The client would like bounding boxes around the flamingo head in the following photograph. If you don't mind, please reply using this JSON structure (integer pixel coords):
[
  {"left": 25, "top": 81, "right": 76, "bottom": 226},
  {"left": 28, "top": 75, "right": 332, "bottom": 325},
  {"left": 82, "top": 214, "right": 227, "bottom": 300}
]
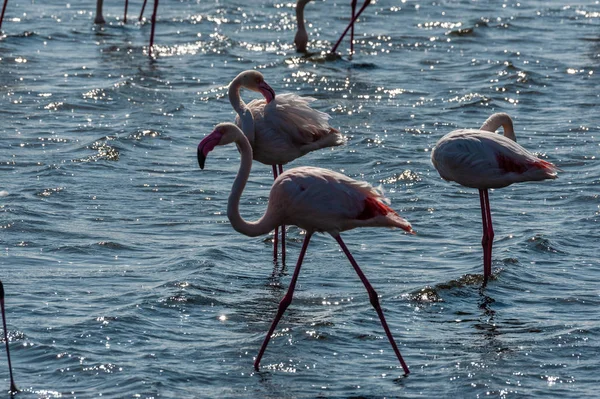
[
  {"left": 197, "top": 123, "right": 242, "bottom": 169},
  {"left": 236, "top": 70, "right": 276, "bottom": 103}
]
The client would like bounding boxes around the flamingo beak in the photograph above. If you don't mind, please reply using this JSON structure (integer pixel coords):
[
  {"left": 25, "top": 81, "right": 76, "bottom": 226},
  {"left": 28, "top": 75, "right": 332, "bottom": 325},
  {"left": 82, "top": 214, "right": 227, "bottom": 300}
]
[
  {"left": 258, "top": 81, "right": 276, "bottom": 103},
  {"left": 197, "top": 130, "right": 223, "bottom": 170}
]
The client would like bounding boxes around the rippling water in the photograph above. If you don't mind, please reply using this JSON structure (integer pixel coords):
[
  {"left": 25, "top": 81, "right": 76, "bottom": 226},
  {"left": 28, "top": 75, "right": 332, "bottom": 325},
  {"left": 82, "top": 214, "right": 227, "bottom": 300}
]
[{"left": 1, "top": 0, "right": 599, "bottom": 397}]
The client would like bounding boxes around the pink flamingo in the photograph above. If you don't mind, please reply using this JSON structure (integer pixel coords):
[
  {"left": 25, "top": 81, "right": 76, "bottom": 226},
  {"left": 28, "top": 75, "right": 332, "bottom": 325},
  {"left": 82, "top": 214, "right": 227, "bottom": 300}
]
[
  {"left": 294, "top": 0, "right": 372, "bottom": 54},
  {"left": 431, "top": 113, "right": 560, "bottom": 283},
  {"left": 228, "top": 70, "right": 345, "bottom": 263},
  {"left": 0, "top": 281, "right": 18, "bottom": 394},
  {"left": 197, "top": 123, "right": 413, "bottom": 374}
]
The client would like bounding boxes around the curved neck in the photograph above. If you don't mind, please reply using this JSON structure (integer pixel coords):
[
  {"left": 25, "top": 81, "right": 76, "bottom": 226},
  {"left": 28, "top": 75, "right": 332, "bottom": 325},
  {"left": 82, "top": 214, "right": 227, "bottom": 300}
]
[
  {"left": 227, "top": 131, "right": 278, "bottom": 237},
  {"left": 480, "top": 113, "right": 516, "bottom": 142},
  {"left": 228, "top": 77, "right": 246, "bottom": 116}
]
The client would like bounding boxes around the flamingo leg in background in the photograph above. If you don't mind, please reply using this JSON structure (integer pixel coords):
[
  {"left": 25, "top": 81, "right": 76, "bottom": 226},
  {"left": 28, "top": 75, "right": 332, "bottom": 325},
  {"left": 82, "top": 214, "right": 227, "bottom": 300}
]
[
  {"left": 139, "top": 0, "right": 148, "bottom": 21},
  {"left": 331, "top": 0, "right": 371, "bottom": 54},
  {"left": 254, "top": 232, "right": 312, "bottom": 370},
  {"left": 1, "top": 0, "right": 9, "bottom": 30},
  {"left": 479, "top": 189, "right": 494, "bottom": 283},
  {"left": 278, "top": 164, "right": 286, "bottom": 264},
  {"left": 124, "top": 0, "right": 128, "bottom": 23},
  {"left": 148, "top": 0, "right": 159, "bottom": 56},
  {"left": 334, "top": 236, "right": 410, "bottom": 375},
  {"left": 0, "top": 281, "right": 19, "bottom": 394},
  {"left": 350, "top": 0, "right": 357, "bottom": 54}
]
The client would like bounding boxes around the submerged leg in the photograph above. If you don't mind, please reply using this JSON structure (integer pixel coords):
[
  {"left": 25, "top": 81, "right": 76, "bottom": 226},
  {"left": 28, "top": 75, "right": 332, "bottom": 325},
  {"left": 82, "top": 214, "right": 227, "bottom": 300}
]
[
  {"left": 278, "top": 164, "right": 286, "bottom": 264},
  {"left": 0, "top": 281, "right": 18, "bottom": 393},
  {"left": 254, "top": 233, "right": 313, "bottom": 370},
  {"left": 331, "top": 0, "right": 371, "bottom": 54},
  {"left": 334, "top": 235, "right": 410, "bottom": 375},
  {"left": 479, "top": 189, "right": 494, "bottom": 283}
]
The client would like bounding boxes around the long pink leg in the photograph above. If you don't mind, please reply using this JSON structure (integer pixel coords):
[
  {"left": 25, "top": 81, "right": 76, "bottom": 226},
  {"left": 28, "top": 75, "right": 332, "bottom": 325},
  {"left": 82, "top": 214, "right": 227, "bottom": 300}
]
[
  {"left": 0, "top": 0, "right": 8, "bottom": 30},
  {"left": 479, "top": 189, "right": 494, "bottom": 282},
  {"left": 0, "top": 281, "right": 18, "bottom": 393},
  {"left": 139, "top": 0, "right": 148, "bottom": 21},
  {"left": 272, "top": 165, "right": 280, "bottom": 262},
  {"left": 334, "top": 235, "right": 410, "bottom": 374},
  {"left": 278, "top": 164, "right": 286, "bottom": 264},
  {"left": 148, "top": 0, "right": 159, "bottom": 56},
  {"left": 254, "top": 233, "right": 312, "bottom": 370},
  {"left": 331, "top": 0, "right": 371, "bottom": 54},
  {"left": 124, "top": 0, "right": 128, "bottom": 23}
]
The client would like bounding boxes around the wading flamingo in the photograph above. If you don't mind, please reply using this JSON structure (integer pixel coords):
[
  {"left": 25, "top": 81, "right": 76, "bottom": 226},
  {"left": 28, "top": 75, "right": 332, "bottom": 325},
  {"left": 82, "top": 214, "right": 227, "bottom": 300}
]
[
  {"left": 197, "top": 123, "right": 413, "bottom": 374},
  {"left": 295, "top": 0, "right": 372, "bottom": 54},
  {"left": 228, "top": 70, "right": 345, "bottom": 263},
  {"left": 0, "top": 281, "right": 18, "bottom": 394},
  {"left": 431, "top": 113, "right": 560, "bottom": 283}
]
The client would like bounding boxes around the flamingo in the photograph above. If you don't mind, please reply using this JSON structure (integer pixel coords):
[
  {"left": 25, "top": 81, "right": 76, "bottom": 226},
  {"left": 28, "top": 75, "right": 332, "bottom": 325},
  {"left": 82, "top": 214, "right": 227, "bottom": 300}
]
[
  {"left": 294, "top": 0, "right": 372, "bottom": 54},
  {"left": 197, "top": 123, "right": 413, "bottom": 374},
  {"left": 228, "top": 70, "right": 345, "bottom": 263},
  {"left": 431, "top": 113, "right": 560, "bottom": 283},
  {"left": 0, "top": 281, "right": 18, "bottom": 394}
]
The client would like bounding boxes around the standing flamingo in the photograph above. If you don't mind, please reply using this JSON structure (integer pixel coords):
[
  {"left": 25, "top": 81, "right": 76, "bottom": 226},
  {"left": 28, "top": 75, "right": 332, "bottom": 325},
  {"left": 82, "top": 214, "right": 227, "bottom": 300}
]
[
  {"left": 431, "top": 113, "right": 560, "bottom": 282},
  {"left": 0, "top": 281, "right": 18, "bottom": 394},
  {"left": 197, "top": 123, "right": 413, "bottom": 374},
  {"left": 228, "top": 70, "right": 345, "bottom": 263},
  {"left": 294, "top": 0, "right": 372, "bottom": 54}
]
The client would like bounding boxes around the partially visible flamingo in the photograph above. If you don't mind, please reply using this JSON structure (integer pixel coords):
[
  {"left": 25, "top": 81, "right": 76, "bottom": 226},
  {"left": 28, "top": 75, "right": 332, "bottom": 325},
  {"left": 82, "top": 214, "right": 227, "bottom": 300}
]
[
  {"left": 294, "top": 0, "right": 372, "bottom": 54},
  {"left": 0, "top": 281, "right": 18, "bottom": 394},
  {"left": 94, "top": 0, "right": 159, "bottom": 57},
  {"left": 228, "top": 70, "right": 345, "bottom": 263},
  {"left": 431, "top": 113, "right": 560, "bottom": 283},
  {"left": 197, "top": 123, "right": 413, "bottom": 374}
]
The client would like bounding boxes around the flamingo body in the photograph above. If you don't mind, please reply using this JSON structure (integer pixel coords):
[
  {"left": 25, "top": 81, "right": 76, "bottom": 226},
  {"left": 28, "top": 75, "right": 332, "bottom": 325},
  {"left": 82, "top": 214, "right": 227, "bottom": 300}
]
[
  {"left": 238, "top": 93, "right": 344, "bottom": 166},
  {"left": 198, "top": 123, "right": 412, "bottom": 373},
  {"left": 432, "top": 129, "right": 559, "bottom": 189},
  {"left": 272, "top": 166, "right": 411, "bottom": 235}
]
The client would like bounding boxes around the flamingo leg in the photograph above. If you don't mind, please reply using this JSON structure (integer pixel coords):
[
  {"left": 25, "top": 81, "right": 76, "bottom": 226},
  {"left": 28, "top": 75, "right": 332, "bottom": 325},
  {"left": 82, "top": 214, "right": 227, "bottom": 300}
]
[
  {"left": 278, "top": 164, "right": 286, "bottom": 264},
  {"left": 0, "top": 0, "right": 9, "bottom": 30},
  {"left": 350, "top": 0, "right": 357, "bottom": 54},
  {"left": 139, "top": 0, "right": 148, "bottom": 21},
  {"left": 124, "top": 0, "right": 128, "bottom": 23},
  {"left": 254, "top": 233, "right": 312, "bottom": 370},
  {"left": 148, "top": 0, "right": 159, "bottom": 56},
  {"left": 334, "top": 235, "right": 410, "bottom": 375},
  {"left": 0, "top": 281, "right": 18, "bottom": 394},
  {"left": 331, "top": 0, "right": 371, "bottom": 54},
  {"left": 272, "top": 165, "right": 280, "bottom": 262},
  {"left": 479, "top": 189, "right": 494, "bottom": 282}
]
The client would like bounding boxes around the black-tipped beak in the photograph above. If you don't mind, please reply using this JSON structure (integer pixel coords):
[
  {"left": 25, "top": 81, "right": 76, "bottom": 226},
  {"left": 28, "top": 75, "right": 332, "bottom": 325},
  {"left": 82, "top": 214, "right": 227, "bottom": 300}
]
[{"left": 197, "top": 146, "right": 206, "bottom": 170}]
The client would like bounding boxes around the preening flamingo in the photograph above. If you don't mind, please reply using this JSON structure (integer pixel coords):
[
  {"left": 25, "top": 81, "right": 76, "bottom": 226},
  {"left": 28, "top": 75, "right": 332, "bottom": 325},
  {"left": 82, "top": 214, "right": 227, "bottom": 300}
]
[
  {"left": 0, "top": 281, "right": 18, "bottom": 394},
  {"left": 294, "top": 0, "right": 372, "bottom": 54},
  {"left": 228, "top": 70, "right": 345, "bottom": 262},
  {"left": 197, "top": 123, "right": 413, "bottom": 374},
  {"left": 431, "top": 113, "right": 560, "bottom": 282}
]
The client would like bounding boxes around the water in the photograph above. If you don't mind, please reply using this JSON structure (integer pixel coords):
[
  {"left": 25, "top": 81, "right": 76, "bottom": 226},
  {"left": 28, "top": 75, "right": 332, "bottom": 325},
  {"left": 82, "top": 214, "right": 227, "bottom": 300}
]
[{"left": 1, "top": 0, "right": 599, "bottom": 397}]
